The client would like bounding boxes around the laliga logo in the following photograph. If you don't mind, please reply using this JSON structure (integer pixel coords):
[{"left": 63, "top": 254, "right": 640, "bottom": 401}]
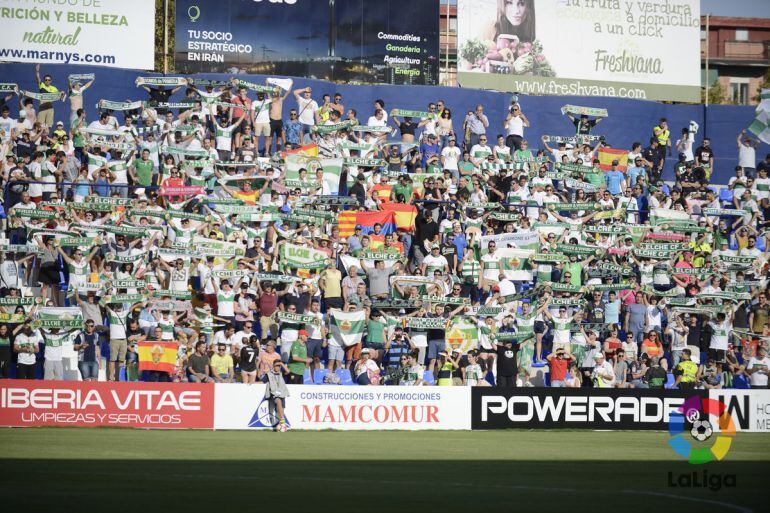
[{"left": 668, "top": 396, "right": 735, "bottom": 464}]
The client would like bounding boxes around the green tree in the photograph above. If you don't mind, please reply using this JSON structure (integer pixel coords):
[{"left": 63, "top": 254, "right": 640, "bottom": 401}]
[
  {"left": 702, "top": 79, "right": 726, "bottom": 105},
  {"left": 752, "top": 68, "right": 770, "bottom": 103},
  {"left": 154, "top": 0, "right": 176, "bottom": 73}
]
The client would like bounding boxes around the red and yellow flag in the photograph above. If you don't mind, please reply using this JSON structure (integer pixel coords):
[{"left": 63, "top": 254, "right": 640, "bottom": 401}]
[
  {"left": 597, "top": 147, "right": 629, "bottom": 172},
  {"left": 284, "top": 143, "right": 318, "bottom": 157},
  {"left": 380, "top": 203, "right": 417, "bottom": 232},
  {"left": 138, "top": 341, "right": 178, "bottom": 374}
]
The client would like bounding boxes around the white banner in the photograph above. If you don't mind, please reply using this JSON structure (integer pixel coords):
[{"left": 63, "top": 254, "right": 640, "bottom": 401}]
[
  {"left": 711, "top": 390, "right": 770, "bottom": 433},
  {"left": 457, "top": 0, "right": 700, "bottom": 102},
  {"left": 214, "top": 384, "right": 471, "bottom": 430},
  {"left": 0, "top": 0, "right": 155, "bottom": 69}
]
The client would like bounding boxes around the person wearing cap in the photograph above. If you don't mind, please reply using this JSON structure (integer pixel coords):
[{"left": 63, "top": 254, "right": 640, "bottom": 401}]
[
  {"left": 287, "top": 329, "right": 311, "bottom": 384},
  {"left": 421, "top": 244, "right": 449, "bottom": 275},
  {"left": 591, "top": 351, "right": 615, "bottom": 387},
  {"left": 354, "top": 347, "right": 381, "bottom": 385}
]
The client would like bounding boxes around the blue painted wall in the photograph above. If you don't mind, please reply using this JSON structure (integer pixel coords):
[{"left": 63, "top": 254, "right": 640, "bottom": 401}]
[{"left": 0, "top": 63, "right": 762, "bottom": 184}]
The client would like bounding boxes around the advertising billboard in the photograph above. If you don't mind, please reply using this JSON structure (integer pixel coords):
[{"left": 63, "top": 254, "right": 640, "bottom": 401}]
[
  {"left": 471, "top": 388, "right": 704, "bottom": 430},
  {"left": 214, "top": 384, "right": 471, "bottom": 430},
  {"left": 175, "top": 0, "right": 440, "bottom": 85},
  {"left": 0, "top": 0, "right": 155, "bottom": 69},
  {"left": 456, "top": 0, "right": 701, "bottom": 102},
  {"left": 0, "top": 381, "right": 215, "bottom": 429}
]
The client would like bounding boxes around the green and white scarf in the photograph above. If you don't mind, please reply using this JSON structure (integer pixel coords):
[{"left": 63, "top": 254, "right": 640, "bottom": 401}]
[
  {"left": 560, "top": 105, "right": 608, "bottom": 118},
  {"left": 97, "top": 99, "right": 144, "bottom": 111},
  {"left": 136, "top": 77, "right": 188, "bottom": 87},
  {"left": 391, "top": 109, "right": 433, "bottom": 119},
  {"left": 20, "top": 90, "right": 62, "bottom": 102}
]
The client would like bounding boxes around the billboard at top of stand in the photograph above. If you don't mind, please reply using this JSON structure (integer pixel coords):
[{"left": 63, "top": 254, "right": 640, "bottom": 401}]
[
  {"left": 456, "top": 0, "right": 701, "bottom": 103},
  {"left": 0, "top": 0, "right": 156, "bottom": 70},
  {"left": 174, "top": 0, "right": 440, "bottom": 86}
]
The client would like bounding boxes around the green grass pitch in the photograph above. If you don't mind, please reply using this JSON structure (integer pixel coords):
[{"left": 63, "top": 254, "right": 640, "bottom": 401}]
[{"left": 0, "top": 428, "right": 767, "bottom": 512}]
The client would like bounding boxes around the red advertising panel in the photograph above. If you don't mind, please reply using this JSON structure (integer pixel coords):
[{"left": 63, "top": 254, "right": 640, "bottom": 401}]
[{"left": 0, "top": 381, "right": 215, "bottom": 429}]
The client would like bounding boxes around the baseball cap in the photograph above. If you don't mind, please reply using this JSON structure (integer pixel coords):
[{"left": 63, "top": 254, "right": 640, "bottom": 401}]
[
  {"left": 594, "top": 353, "right": 605, "bottom": 360},
  {"left": 298, "top": 329, "right": 309, "bottom": 337},
  {"left": 355, "top": 224, "right": 363, "bottom": 230},
  {"left": 361, "top": 348, "right": 371, "bottom": 354}
]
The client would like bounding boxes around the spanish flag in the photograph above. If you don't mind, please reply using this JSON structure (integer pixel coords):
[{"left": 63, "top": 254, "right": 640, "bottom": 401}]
[
  {"left": 597, "top": 147, "right": 629, "bottom": 172},
  {"left": 380, "top": 203, "right": 417, "bottom": 232},
  {"left": 284, "top": 143, "right": 318, "bottom": 157},
  {"left": 138, "top": 341, "right": 178, "bottom": 374}
]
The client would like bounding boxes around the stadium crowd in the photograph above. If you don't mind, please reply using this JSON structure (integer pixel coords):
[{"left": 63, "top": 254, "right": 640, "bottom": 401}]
[{"left": 1, "top": 67, "right": 770, "bottom": 391}]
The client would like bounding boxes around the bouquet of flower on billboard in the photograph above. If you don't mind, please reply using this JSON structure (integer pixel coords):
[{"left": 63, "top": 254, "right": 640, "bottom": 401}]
[{"left": 460, "top": 36, "right": 555, "bottom": 77}]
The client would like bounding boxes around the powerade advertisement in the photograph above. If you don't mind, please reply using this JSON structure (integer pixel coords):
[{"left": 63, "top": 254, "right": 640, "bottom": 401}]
[{"left": 175, "top": 0, "right": 440, "bottom": 85}]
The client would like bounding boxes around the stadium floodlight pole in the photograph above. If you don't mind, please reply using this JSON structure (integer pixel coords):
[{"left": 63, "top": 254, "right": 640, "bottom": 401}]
[
  {"left": 163, "top": 0, "right": 169, "bottom": 74},
  {"left": 704, "top": 13, "right": 709, "bottom": 108},
  {"left": 444, "top": 0, "right": 449, "bottom": 84},
  {"left": 328, "top": 0, "right": 336, "bottom": 58}
]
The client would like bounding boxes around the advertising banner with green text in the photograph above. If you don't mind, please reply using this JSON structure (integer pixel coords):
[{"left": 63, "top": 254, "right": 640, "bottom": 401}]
[
  {"left": 0, "top": 0, "right": 155, "bottom": 69},
  {"left": 456, "top": 0, "right": 700, "bottom": 102}
]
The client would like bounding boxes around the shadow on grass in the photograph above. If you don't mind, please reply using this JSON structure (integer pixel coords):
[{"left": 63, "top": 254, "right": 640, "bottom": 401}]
[{"left": 0, "top": 459, "right": 764, "bottom": 512}]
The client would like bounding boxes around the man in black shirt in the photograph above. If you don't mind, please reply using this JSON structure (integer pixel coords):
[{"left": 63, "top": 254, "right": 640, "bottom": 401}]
[
  {"left": 694, "top": 138, "right": 715, "bottom": 179},
  {"left": 281, "top": 283, "right": 311, "bottom": 314},
  {"left": 495, "top": 338, "right": 519, "bottom": 387},
  {"left": 414, "top": 212, "right": 439, "bottom": 269},
  {"left": 348, "top": 174, "right": 366, "bottom": 206},
  {"left": 441, "top": 235, "right": 458, "bottom": 274},
  {"left": 138, "top": 83, "right": 184, "bottom": 115},
  {"left": 569, "top": 114, "right": 601, "bottom": 135},
  {"left": 74, "top": 320, "right": 100, "bottom": 381},
  {"left": 495, "top": 168, "right": 513, "bottom": 197},
  {"left": 642, "top": 138, "right": 664, "bottom": 183}
]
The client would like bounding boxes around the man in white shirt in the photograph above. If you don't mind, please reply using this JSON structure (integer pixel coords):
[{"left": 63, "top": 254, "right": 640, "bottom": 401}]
[
  {"left": 747, "top": 347, "right": 770, "bottom": 389},
  {"left": 293, "top": 87, "right": 318, "bottom": 143},
  {"left": 440, "top": 137, "right": 461, "bottom": 180},
  {"left": 504, "top": 103, "right": 529, "bottom": 150},
  {"left": 14, "top": 323, "right": 42, "bottom": 379},
  {"left": 738, "top": 130, "right": 758, "bottom": 179},
  {"left": 366, "top": 109, "right": 387, "bottom": 127},
  {"left": 213, "top": 324, "right": 238, "bottom": 350},
  {"left": 591, "top": 352, "right": 615, "bottom": 387},
  {"left": 469, "top": 135, "right": 492, "bottom": 166},
  {"left": 251, "top": 92, "right": 272, "bottom": 152}
]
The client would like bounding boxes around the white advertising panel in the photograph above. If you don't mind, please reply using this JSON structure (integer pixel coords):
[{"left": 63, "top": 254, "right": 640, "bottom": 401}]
[
  {"left": 711, "top": 390, "right": 770, "bottom": 433},
  {"left": 457, "top": 0, "right": 700, "bottom": 102},
  {"left": 0, "top": 0, "right": 156, "bottom": 69},
  {"left": 214, "top": 384, "right": 471, "bottom": 430}
]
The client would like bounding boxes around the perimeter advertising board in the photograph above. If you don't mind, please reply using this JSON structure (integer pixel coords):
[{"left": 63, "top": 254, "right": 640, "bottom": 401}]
[
  {"left": 214, "top": 384, "right": 471, "bottom": 430},
  {"left": 0, "top": 0, "right": 156, "bottom": 69},
  {"left": 456, "top": 0, "right": 700, "bottom": 102},
  {"left": 175, "top": 0, "right": 439, "bottom": 85},
  {"left": 0, "top": 381, "right": 215, "bottom": 429},
  {"left": 472, "top": 388, "right": 704, "bottom": 430}
]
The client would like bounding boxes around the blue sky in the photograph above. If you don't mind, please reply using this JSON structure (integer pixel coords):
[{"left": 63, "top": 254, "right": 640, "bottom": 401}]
[{"left": 701, "top": 0, "right": 769, "bottom": 17}]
